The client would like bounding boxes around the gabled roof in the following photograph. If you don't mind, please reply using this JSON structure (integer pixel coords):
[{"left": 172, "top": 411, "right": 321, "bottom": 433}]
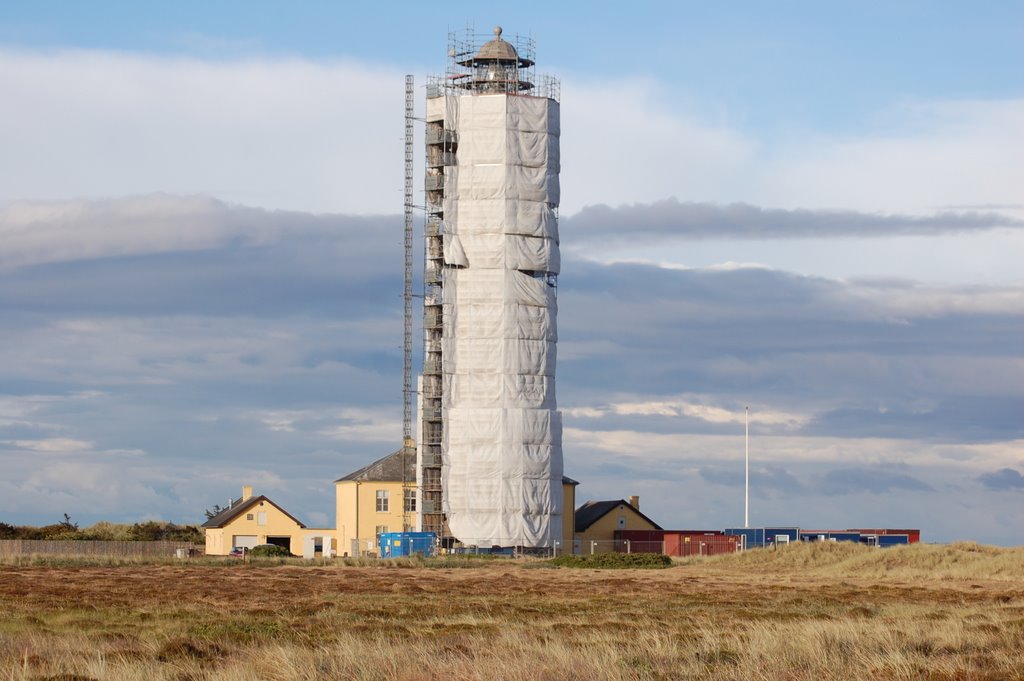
[
  {"left": 574, "top": 499, "right": 663, "bottom": 533},
  {"left": 201, "top": 495, "right": 307, "bottom": 529},
  {"left": 562, "top": 475, "right": 580, "bottom": 486},
  {"left": 336, "top": 449, "right": 416, "bottom": 483}
]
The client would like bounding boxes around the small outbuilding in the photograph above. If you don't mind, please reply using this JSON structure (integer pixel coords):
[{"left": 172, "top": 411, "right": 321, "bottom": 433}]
[{"left": 574, "top": 496, "right": 662, "bottom": 554}]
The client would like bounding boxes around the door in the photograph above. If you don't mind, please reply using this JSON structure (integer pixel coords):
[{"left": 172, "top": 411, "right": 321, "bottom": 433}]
[{"left": 232, "top": 535, "right": 258, "bottom": 549}]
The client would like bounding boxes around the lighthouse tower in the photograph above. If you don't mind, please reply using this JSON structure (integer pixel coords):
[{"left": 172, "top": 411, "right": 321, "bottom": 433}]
[{"left": 419, "top": 27, "right": 562, "bottom": 547}]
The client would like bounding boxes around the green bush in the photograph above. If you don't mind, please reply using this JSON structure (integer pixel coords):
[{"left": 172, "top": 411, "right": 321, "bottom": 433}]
[
  {"left": 548, "top": 552, "right": 672, "bottom": 569},
  {"left": 128, "top": 521, "right": 203, "bottom": 542},
  {"left": 0, "top": 518, "right": 202, "bottom": 542},
  {"left": 248, "top": 544, "right": 291, "bottom": 557}
]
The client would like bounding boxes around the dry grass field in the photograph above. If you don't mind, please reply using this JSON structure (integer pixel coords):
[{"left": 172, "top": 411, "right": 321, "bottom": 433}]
[{"left": 1, "top": 542, "right": 1022, "bottom": 680}]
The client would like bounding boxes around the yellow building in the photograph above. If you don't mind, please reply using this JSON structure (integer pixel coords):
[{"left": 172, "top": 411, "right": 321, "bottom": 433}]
[
  {"left": 203, "top": 485, "right": 330, "bottom": 556},
  {"left": 335, "top": 449, "right": 579, "bottom": 555},
  {"left": 574, "top": 496, "right": 661, "bottom": 554},
  {"left": 335, "top": 449, "right": 415, "bottom": 557}
]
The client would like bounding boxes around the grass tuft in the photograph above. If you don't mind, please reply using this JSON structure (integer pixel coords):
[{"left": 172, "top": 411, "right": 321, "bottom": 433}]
[{"left": 548, "top": 552, "right": 672, "bottom": 569}]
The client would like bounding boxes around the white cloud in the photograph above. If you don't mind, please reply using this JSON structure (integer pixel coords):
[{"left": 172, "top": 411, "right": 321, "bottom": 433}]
[
  {"left": 2, "top": 47, "right": 1020, "bottom": 234},
  {"left": 751, "top": 99, "right": 1024, "bottom": 215},
  {"left": 609, "top": 397, "right": 808, "bottom": 427},
  {"left": 565, "top": 427, "right": 1024, "bottom": 472},
  {"left": 317, "top": 407, "right": 402, "bottom": 443},
  {"left": 2, "top": 437, "right": 93, "bottom": 453},
  {"left": 0, "top": 49, "right": 404, "bottom": 214},
  {"left": 0, "top": 391, "right": 104, "bottom": 430},
  {"left": 560, "top": 75, "right": 756, "bottom": 214}
]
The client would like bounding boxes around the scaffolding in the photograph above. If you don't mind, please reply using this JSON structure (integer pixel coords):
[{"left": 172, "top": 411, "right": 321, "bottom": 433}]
[
  {"left": 418, "top": 26, "right": 562, "bottom": 547},
  {"left": 420, "top": 78, "right": 448, "bottom": 536},
  {"left": 426, "top": 27, "right": 560, "bottom": 102},
  {"left": 402, "top": 75, "right": 415, "bottom": 532}
]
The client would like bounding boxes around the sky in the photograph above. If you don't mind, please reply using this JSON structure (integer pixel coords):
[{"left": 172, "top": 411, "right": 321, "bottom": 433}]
[{"left": 1, "top": 1, "right": 1021, "bottom": 544}]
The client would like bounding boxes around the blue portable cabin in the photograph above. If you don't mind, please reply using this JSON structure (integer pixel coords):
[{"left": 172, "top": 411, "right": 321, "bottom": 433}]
[
  {"left": 873, "top": 533, "right": 910, "bottom": 547},
  {"left": 764, "top": 527, "right": 800, "bottom": 544},
  {"left": 379, "top": 532, "right": 436, "bottom": 558},
  {"left": 724, "top": 528, "right": 768, "bottom": 549},
  {"left": 725, "top": 527, "right": 801, "bottom": 549},
  {"left": 799, "top": 531, "right": 863, "bottom": 543},
  {"left": 857, "top": 533, "right": 910, "bottom": 547}
]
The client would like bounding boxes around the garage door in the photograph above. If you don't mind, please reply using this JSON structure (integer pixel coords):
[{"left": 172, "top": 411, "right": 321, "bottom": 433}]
[{"left": 232, "top": 535, "right": 258, "bottom": 549}]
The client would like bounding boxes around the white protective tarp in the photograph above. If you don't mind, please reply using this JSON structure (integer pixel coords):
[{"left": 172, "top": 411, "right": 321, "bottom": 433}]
[{"left": 441, "top": 93, "right": 563, "bottom": 547}]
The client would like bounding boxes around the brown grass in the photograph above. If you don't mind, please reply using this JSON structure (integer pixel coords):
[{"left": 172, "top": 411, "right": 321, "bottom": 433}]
[{"left": 1, "top": 542, "right": 1022, "bottom": 680}]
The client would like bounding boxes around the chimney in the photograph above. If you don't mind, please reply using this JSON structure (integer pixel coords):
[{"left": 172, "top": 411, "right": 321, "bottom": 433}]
[
  {"left": 628, "top": 495, "right": 640, "bottom": 510},
  {"left": 242, "top": 485, "right": 253, "bottom": 501}
]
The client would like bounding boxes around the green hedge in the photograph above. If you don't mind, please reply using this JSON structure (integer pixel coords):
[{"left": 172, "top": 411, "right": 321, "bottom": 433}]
[
  {"left": 548, "top": 552, "right": 672, "bottom": 569},
  {"left": 248, "top": 544, "right": 291, "bottom": 557}
]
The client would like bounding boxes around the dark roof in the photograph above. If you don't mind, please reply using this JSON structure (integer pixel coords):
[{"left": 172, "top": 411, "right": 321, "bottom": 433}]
[
  {"left": 562, "top": 475, "right": 580, "bottom": 486},
  {"left": 201, "top": 495, "right": 307, "bottom": 529},
  {"left": 336, "top": 448, "right": 416, "bottom": 483},
  {"left": 574, "top": 499, "right": 663, "bottom": 533}
]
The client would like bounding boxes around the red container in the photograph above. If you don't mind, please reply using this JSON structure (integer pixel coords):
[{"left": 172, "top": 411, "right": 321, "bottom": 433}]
[
  {"left": 615, "top": 530, "right": 740, "bottom": 556},
  {"left": 666, "top": 533, "right": 739, "bottom": 557},
  {"left": 615, "top": 529, "right": 665, "bottom": 554}
]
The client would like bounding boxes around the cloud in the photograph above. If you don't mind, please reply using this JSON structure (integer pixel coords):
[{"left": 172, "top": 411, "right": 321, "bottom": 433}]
[
  {"left": 560, "top": 76, "right": 755, "bottom": 214},
  {"left": 0, "top": 194, "right": 397, "bottom": 271},
  {"left": 977, "top": 468, "right": 1024, "bottom": 491},
  {"left": 0, "top": 49, "right": 404, "bottom": 214},
  {"left": 562, "top": 199, "right": 1021, "bottom": 243},
  {"left": 563, "top": 80, "right": 1024, "bottom": 216},
  {"left": 6, "top": 46, "right": 1018, "bottom": 222},
  {"left": 751, "top": 99, "right": 1024, "bottom": 214},
  {"left": 818, "top": 467, "right": 933, "bottom": 495},
  {"left": 698, "top": 465, "right": 804, "bottom": 494},
  {"left": 1, "top": 438, "right": 93, "bottom": 453}
]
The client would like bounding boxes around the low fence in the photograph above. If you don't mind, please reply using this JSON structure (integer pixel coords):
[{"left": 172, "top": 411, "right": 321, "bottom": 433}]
[
  {"left": 577, "top": 537, "right": 740, "bottom": 557},
  {"left": 0, "top": 540, "right": 204, "bottom": 558}
]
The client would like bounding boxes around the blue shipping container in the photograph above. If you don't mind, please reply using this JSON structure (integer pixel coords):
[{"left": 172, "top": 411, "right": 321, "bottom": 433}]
[
  {"left": 799, "top": 531, "right": 863, "bottom": 543},
  {"left": 876, "top": 534, "right": 910, "bottom": 547},
  {"left": 379, "top": 532, "right": 436, "bottom": 558},
  {"left": 725, "top": 527, "right": 801, "bottom": 548},
  {"left": 764, "top": 527, "right": 800, "bottom": 542}
]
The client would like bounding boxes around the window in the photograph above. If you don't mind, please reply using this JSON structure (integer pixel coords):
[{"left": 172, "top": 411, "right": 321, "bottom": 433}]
[
  {"left": 617, "top": 515, "right": 626, "bottom": 529},
  {"left": 257, "top": 512, "right": 267, "bottom": 526},
  {"left": 404, "top": 489, "right": 417, "bottom": 513},
  {"left": 375, "top": 490, "right": 389, "bottom": 512},
  {"left": 246, "top": 513, "right": 253, "bottom": 521},
  {"left": 375, "top": 525, "right": 388, "bottom": 537}
]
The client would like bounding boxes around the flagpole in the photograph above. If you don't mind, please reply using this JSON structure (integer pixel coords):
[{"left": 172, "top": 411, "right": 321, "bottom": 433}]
[{"left": 744, "top": 405, "right": 749, "bottom": 529}]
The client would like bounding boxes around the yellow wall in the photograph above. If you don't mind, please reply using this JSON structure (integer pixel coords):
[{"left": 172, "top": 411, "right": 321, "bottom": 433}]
[
  {"left": 575, "top": 503, "right": 659, "bottom": 554},
  {"left": 204, "top": 499, "right": 306, "bottom": 556},
  {"left": 561, "top": 482, "right": 576, "bottom": 551},
  {"left": 335, "top": 480, "right": 412, "bottom": 556}
]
